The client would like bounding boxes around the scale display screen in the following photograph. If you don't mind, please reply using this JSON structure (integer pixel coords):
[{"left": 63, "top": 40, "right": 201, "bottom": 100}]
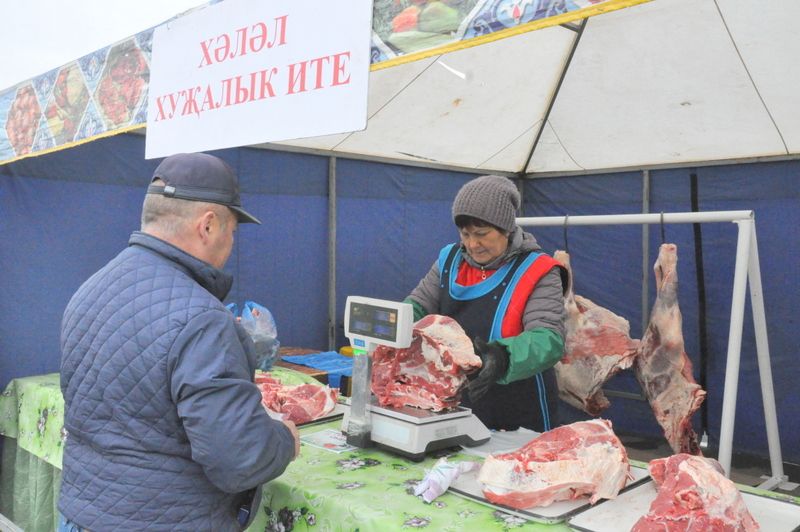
[{"left": 348, "top": 302, "right": 398, "bottom": 342}]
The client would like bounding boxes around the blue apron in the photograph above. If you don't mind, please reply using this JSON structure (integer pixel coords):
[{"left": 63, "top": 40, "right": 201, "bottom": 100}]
[{"left": 437, "top": 243, "right": 558, "bottom": 432}]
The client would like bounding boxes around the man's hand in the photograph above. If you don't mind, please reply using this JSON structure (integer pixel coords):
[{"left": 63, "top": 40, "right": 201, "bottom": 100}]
[
  {"left": 466, "top": 337, "right": 509, "bottom": 403},
  {"left": 281, "top": 419, "right": 301, "bottom": 459}
]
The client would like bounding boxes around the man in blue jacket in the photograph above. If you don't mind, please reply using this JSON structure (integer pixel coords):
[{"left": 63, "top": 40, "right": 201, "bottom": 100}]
[{"left": 59, "top": 152, "right": 299, "bottom": 531}]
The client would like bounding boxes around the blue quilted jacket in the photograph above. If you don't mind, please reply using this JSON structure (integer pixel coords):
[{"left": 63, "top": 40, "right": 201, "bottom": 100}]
[{"left": 59, "top": 232, "right": 295, "bottom": 531}]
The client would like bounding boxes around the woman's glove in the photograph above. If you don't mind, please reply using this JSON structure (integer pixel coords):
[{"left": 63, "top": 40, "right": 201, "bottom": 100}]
[{"left": 466, "top": 337, "right": 509, "bottom": 403}]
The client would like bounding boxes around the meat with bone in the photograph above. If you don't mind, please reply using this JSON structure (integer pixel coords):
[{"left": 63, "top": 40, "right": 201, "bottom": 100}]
[
  {"left": 635, "top": 243, "right": 706, "bottom": 455},
  {"left": 371, "top": 314, "right": 482, "bottom": 411},
  {"left": 553, "top": 250, "right": 641, "bottom": 415},
  {"left": 255, "top": 373, "right": 338, "bottom": 424},
  {"left": 477, "top": 419, "right": 631, "bottom": 509},
  {"left": 633, "top": 454, "right": 759, "bottom": 531}
]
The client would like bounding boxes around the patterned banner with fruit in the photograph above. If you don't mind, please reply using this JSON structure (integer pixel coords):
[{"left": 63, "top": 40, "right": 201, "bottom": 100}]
[{"left": 0, "top": 0, "right": 648, "bottom": 165}]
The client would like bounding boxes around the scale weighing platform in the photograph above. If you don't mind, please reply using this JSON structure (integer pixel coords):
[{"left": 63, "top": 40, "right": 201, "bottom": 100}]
[{"left": 341, "top": 296, "right": 490, "bottom": 461}]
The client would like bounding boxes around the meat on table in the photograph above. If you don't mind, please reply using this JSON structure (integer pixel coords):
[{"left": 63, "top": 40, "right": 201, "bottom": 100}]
[
  {"left": 477, "top": 419, "right": 632, "bottom": 510},
  {"left": 632, "top": 453, "right": 759, "bottom": 531}
]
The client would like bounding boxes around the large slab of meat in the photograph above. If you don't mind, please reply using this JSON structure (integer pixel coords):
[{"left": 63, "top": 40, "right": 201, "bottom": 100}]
[
  {"left": 635, "top": 244, "right": 706, "bottom": 455},
  {"left": 255, "top": 373, "right": 338, "bottom": 424},
  {"left": 633, "top": 453, "right": 759, "bottom": 531},
  {"left": 371, "top": 314, "right": 481, "bottom": 411},
  {"left": 477, "top": 419, "right": 631, "bottom": 509},
  {"left": 553, "top": 250, "right": 641, "bottom": 415}
]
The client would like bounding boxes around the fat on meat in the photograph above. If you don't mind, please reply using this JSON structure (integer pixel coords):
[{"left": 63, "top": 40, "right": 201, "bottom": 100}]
[
  {"left": 633, "top": 454, "right": 759, "bottom": 531},
  {"left": 371, "top": 314, "right": 481, "bottom": 411},
  {"left": 255, "top": 374, "right": 338, "bottom": 424},
  {"left": 635, "top": 244, "right": 706, "bottom": 455},
  {"left": 553, "top": 250, "right": 640, "bottom": 415},
  {"left": 477, "top": 419, "right": 631, "bottom": 509}
]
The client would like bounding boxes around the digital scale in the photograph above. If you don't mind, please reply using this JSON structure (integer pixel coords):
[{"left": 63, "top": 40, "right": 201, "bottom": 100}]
[{"left": 341, "top": 296, "right": 490, "bottom": 461}]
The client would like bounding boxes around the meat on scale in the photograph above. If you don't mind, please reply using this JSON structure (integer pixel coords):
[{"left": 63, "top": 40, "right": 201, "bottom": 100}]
[{"left": 371, "top": 314, "right": 482, "bottom": 411}]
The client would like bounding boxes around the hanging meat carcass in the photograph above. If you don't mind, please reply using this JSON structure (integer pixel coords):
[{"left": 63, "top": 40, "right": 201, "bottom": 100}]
[
  {"left": 371, "top": 314, "right": 482, "bottom": 411},
  {"left": 553, "top": 250, "right": 641, "bottom": 415},
  {"left": 477, "top": 419, "right": 631, "bottom": 509},
  {"left": 635, "top": 243, "right": 706, "bottom": 455},
  {"left": 632, "top": 454, "right": 759, "bottom": 531}
]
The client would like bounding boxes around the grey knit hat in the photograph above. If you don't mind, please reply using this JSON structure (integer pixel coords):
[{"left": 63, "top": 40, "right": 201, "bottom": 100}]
[{"left": 452, "top": 175, "right": 520, "bottom": 233}]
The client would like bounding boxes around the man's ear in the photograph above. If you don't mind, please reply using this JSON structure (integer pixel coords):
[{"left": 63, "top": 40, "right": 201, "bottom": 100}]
[{"left": 198, "top": 210, "right": 216, "bottom": 242}]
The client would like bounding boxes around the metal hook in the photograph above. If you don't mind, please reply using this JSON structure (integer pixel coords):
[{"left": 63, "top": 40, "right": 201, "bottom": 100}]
[
  {"left": 563, "top": 214, "right": 570, "bottom": 253},
  {"left": 660, "top": 211, "right": 666, "bottom": 244}
]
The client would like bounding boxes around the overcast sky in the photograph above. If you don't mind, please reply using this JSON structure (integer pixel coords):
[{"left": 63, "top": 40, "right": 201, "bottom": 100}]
[{"left": 0, "top": 0, "right": 207, "bottom": 91}]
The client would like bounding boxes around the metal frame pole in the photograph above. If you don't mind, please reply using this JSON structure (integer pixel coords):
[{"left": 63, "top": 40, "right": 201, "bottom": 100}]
[
  {"left": 716, "top": 219, "right": 751, "bottom": 476},
  {"left": 748, "top": 223, "right": 793, "bottom": 489}
]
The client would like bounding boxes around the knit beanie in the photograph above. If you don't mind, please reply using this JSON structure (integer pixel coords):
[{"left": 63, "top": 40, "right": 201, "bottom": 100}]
[{"left": 451, "top": 175, "right": 520, "bottom": 233}]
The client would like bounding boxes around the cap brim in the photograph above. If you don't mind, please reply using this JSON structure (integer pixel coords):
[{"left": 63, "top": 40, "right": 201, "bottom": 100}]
[{"left": 229, "top": 205, "right": 261, "bottom": 225}]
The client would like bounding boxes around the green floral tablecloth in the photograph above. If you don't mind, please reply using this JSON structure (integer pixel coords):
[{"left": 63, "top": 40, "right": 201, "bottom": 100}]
[
  {"left": 0, "top": 373, "right": 65, "bottom": 468},
  {"left": 0, "top": 374, "right": 564, "bottom": 530},
  {"left": 5, "top": 375, "right": 795, "bottom": 531},
  {"left": 250, "top": 420, "right": 565, "bottom": 532}
]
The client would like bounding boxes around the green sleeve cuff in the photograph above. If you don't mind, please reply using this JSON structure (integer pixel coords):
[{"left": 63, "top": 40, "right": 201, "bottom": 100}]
[
  {"left": 403, "top": 298, "right": 428, "bottom": 322},
  {"left": 494, "top": 328, "right": 565, "bottom": 385}
]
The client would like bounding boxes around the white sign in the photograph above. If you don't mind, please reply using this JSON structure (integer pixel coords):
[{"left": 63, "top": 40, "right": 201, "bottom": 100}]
[{"left": 145, "top": 0, "right": 373, "bottom": 159}]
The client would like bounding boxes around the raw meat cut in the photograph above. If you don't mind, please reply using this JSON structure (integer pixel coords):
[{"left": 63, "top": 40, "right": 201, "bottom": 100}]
[
  {"left": 553, "top": 250, "right": 641, "bottom": 415},
  {"left": 635, "top": 244, "right": 706, "bottom": 455},
  {"left": 633, "top": 454, "right": 759, "bottom": 531},
  {"left": 371, "top": 314, "right": 481, "bottom": 411},
  {"left": 255, "top": 373, "right": 338, "bottom": 424},
  {"left": 477, "top": 419, "right": 631, "bottom": 509}
]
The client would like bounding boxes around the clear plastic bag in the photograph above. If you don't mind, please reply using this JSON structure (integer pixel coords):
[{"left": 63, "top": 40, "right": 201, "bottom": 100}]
[{"left": 236, "top": 301, "right": 281, "bottom": 371}]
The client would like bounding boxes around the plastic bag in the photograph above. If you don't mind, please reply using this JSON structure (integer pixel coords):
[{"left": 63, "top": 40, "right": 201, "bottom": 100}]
[
  {"left": 238, "top": 301, "right": 281, "bottom": 371},
  {"left": 413, "top": 457, "right": 481, "bottom": 503}
]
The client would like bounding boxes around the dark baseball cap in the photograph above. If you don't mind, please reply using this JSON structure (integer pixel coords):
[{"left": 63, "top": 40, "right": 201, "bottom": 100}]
[{"left": 147, "top": 152, "right": 261, "bottom": 224}]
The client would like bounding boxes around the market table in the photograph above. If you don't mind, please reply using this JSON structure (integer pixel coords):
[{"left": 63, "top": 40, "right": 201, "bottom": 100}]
[
  {"left": 2, "top": 374, "right": 798, "bottom": 532},
  {"left": 248, "top": 419, "right": 565, "bottom": 531},
  {"left": 0, "top": 374, "right": 563, "bottom": 531}
]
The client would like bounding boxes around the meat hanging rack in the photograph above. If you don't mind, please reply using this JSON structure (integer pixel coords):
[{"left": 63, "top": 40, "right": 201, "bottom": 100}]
[{"left": 515, "top": 210, "right": 791, "bottom": 491}]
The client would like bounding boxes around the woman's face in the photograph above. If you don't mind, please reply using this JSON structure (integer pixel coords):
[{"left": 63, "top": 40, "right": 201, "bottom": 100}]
[{"left": 459, "top": 224, "right": 509, "bottom": 265}]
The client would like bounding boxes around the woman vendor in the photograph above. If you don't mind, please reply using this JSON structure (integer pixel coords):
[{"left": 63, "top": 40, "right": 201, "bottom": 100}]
[{"left": 405, "top": 175, "right": 568, "bottom": 432}]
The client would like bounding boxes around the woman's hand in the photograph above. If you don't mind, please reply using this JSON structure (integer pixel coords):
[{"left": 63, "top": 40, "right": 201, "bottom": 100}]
[{"left": 466, "top": 337, "right": 509, "bottom": 402}]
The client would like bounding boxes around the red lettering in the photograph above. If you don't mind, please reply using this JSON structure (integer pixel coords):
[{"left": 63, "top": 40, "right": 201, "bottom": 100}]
[
  {"left": 308, "top": 56, "right": 330, "bottom": 90},
  {"left": 249, "top": 22, "right": 267, "bottom": 53},
  {"left": 199, "top": 39, "right": 214, "bottom": 68},
  {"left": 270, "top": 15, "right": 288, "bottom": 48},
  {"left": 287, "top": 61, "right": 308, "bottom": 94},
  {"left": 257, "top": 68, "right": 278, "bottom": 99},
  {"left": 214, "top": 34, "right": 231, "bottom": 64},
  {"left": 182, "top": 87, "right": 201, "bottom": 116},
  {"left": 231, "top": 27, "right": 248, "bottom": 59},
  {"left": 200, "top": 85, "right": 217, "bottom": 113},
  {"left": 331, "top": 52, "right": 351, "bottom": 86}
]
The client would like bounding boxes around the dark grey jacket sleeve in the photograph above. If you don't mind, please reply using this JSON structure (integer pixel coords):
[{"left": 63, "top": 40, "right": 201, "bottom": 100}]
[
  {"left": 523, "top": 268, "right": 566, "bottom": 340},
  {"left": 169, "top": 309, "right": 295, "bottom": 493},
  {"left": 408, "top": 260, "right": 441, "bottom": 315}
]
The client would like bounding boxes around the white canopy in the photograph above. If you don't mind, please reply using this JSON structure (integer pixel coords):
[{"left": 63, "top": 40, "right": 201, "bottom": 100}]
[{"left": 270, "top": 0, "right": 799, "bottom": 175}]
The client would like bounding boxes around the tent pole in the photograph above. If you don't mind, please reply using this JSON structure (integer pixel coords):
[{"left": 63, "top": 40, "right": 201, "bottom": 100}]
[
  {"left": 328, "top": 156, "right": 337, "bottom": 351},
  {"left": 641, "top": 169, "right": 651, "bottom": 335},
  {"left": 518, "top": 18, "right": 587, "bottom": 174}
]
